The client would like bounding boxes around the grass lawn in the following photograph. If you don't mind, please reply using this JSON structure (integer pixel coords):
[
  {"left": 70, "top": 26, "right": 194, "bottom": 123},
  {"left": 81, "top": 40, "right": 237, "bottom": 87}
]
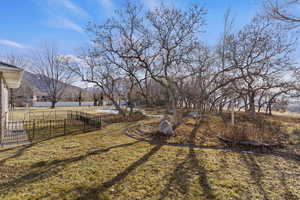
[
  {"left": 0, "top": 118, "right": 299, "bottom": 199},
  {"left": 9, "top": 106, "right": 100, "bottom": 121}
]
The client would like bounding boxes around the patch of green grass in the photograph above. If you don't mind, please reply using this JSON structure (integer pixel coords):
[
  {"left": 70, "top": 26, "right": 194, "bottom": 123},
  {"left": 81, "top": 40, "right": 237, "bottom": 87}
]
[
  {"left": 0, "top": 120, "right": 299, "bottom": 200},
  {"left": 9, "top": 106, "right": 100, "bottom": 121}
]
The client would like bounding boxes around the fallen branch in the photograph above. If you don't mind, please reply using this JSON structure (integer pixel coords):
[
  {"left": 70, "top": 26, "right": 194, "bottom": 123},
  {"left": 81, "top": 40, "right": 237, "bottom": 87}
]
[{"left": 218, "top": 136, "right": 284, "bottom": 149}]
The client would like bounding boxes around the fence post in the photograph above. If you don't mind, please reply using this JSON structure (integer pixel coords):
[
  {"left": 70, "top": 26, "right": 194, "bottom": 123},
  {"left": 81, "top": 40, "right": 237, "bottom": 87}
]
[
  {"left": 64, "top": 119, "right": 66, "bottom": 135},
  {"left": 99, "top": 116, "right": 101, "bottom": 129},
  {"left": 50, "top": 120, "right": 52, "bottom": 136},
  {"left": 83, "top": 117, "right": 86, "bottom": 132},
  {"left": 32, "top": 120, "right": 35, "bottom": 140}
]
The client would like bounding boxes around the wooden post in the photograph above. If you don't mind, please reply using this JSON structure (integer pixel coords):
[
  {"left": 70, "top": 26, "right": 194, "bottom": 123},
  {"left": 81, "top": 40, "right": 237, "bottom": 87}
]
[
  {"left": 99, "top": 116, "right": 101, "bottom": 129},
  {"left": 86, "top": 112, "right": 89, "bottom": 127},
  {"left": 231, "top": 104, "right": 235, "bottom": 126},
  {"left": 83, "top": 117, "right": 86, "bottom": 132},
  {"left": 32, "top": 120, "right": 35, "bottom": 140},
  {"left": 64, "top": 119, "right": 66, "bottom": 135},
  {"left": 50, "top": 120, "right": 52, "bottom": 136}
]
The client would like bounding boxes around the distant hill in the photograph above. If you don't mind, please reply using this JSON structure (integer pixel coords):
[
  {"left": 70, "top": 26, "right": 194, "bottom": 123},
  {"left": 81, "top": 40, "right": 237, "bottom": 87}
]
[
  {"left": 22, "top": 71, "right": 82, "bottom": 95},
  {"left": 14, "top": 71, "right": 92, "bottom": 104}
]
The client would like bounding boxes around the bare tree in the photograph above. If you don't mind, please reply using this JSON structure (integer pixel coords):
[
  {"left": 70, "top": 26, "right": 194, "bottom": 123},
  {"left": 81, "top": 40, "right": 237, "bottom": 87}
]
[
  {"left": 32, "top": 42, "right": 73, "bottom": 108},
  {"left": 144, "top": 4, "right": 206, "bottom": 120},
  {"left": 224, "top": 17, "right": 295, "bottom": 116},
  {"left": 91, "top": 88, "right": 102, "bottom": 106},
  {"left": 67, "top": 47, "right": 128, "bottom": 115},
  {"left": 265, "top": 0, "right": 300, "bottom": 28},
  {"left": 86, "top": 2, "right": 153, "bottom": 109},
  {"left": 72, "top": 2, "right": 206, "bottom": 120},
  {"left": 0, "top": 53, "right": 28, "bottom": 69},
  {"left": 68, "top": 1, "right": 299, "bottom": 125}
]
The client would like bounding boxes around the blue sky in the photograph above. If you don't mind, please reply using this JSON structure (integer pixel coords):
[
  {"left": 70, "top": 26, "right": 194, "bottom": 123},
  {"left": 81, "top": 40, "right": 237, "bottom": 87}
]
[{"left": 0, "top": 0, "right": 262, "bottom": 55}]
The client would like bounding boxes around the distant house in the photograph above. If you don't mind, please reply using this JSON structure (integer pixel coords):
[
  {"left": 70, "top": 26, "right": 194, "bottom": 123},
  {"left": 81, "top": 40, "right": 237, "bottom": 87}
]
[{"left": 0, "top": 62, "right": 23, "bottom": 142}]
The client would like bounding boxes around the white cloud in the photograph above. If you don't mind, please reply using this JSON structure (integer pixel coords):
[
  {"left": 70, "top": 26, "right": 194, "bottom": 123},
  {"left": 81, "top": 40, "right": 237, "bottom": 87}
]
[
  {"left": 48, "top": 17, "right": 84, "bottom": 33},
  {"left": 59, "top": 0, "right": 89, "bottom": 18},
  {"left": 100, "top": 0, "right": 112, "bottom": 7},
  {"left": 60, "top": 18, "right": 84, "bottom": 33},
  {"left": 0, "top": 40, "right": 30, "bottom": 49},
  {"left": 39, "top": 0, "right": 89, "bottom": 19},
  {"left": 99, "top": 0, "right": 113, "bottom": 8}
]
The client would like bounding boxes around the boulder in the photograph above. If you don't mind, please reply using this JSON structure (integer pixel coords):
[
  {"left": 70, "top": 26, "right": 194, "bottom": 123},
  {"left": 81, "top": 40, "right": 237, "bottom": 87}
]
[
  {"left": 187, "top": 112, "right": 200, "bottom": 119},
  {"left": 167, "top": 109, "right": 176, "bottom": 114},
  {"left": 163, "top": 114, "right": 174, "bottom": 123},
  {"left": 137, "top": 109, "right": 147, "bottom": 115},
  {"left": 159, "top": 119, "right": 173, "bottom": 136}
]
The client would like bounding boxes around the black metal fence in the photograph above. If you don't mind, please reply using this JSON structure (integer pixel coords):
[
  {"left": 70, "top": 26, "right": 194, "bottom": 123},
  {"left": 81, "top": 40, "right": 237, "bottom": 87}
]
[{"left": 1, "top": 111, "right": 101, "bottom": 145}]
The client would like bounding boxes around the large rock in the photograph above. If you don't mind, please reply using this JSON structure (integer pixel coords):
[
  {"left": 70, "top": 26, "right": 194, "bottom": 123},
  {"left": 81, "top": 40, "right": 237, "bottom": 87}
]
[
  {"left": 187, "top": 112, "right": 200, "bottom": 119},
  {"left": 159, "top": 118, "right": 173, "bottom": 136},
  {"left": 167, "top": 109, "right": 176, "bottom": 114}
]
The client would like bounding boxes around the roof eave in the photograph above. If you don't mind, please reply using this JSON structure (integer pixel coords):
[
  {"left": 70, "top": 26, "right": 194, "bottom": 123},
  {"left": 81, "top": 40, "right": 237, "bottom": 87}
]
[{"left": 1, "top": 70, "right": 24, "bottom": 88}]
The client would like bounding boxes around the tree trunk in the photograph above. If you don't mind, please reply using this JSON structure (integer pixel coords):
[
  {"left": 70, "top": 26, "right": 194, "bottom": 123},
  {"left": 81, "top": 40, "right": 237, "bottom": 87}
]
[
  {"left": 145, "top": 71, "right": 151, "bottom": 107},
  {"left": 249, "top": 92, "right": 256, "bottom": 116},
  {"left": 242, "top": 96, "right": 248, "bottom": 111},
  {"left": 267, "top": 101, "right": 273, "bottom": 115},
  {"left": 258, "top": 105, "right": 262, "bottom": 113},
  {"left": 51, "top": 101, "right": 56, "bottom": 109},
  {"left": 107, "top": 96, "right": 126, "bottom": 117}
]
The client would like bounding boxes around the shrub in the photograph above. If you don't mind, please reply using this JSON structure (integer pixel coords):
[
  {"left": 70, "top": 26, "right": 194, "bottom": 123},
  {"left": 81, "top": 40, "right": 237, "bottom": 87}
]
[{"left": 102, "top": 113, "right": 146, "bottom": 124}]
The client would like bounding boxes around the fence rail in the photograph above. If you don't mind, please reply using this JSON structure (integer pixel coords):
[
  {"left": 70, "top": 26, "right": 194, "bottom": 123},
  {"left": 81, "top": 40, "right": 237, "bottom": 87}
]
[{"left": 1, "top": 111, "right": 101, "bottom": 145}]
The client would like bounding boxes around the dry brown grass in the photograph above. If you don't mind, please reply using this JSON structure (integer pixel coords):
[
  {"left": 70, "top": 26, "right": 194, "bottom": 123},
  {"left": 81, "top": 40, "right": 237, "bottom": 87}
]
[
  {"left": 101, "top": 113, "right": 146, "bottom": 124},
  {"left": 130, "top": 112, "right": 299, "bottom": 148},
  {"left": 0, "top": 118, "right": 299, "bottom": 199}
]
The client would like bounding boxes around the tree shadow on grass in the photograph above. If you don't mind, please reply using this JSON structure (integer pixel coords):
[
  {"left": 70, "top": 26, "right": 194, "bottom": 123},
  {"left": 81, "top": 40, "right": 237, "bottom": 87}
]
[
  {"left": 159, "top": 120, "right": 216, "bottom": 199},
  {"left": 0, "top": 144, "right": 33, "bottom": 165},
  {"left": 240, "top": 152, "right": 299, "bottom": 199},
  {"left": 158, "top": 150, "right": 192, "bottom": 199},
  {"left": 188, "top": 120, "right": 216, "bottom": 199},
  {"left": 0, "top": 140, "right": 141, "bottom": 192},
  {"left": 127, "top": 122, "right": 300, "bottom": 163},
  {"left": 274, "top": 165, "right": 299, "bottom": 200},
  {"left": 240, "top": 154, "right": 270, "bottom": 200},
  {"left": 0, "top": 145, "right": 25, "bottom": 153},
  {"left": 0, "top": 133, "right": 84, "bottom": 166},
  {"left": 188, "top": 147, "right": 216, "bottom": 199},
  {"left": 69, "top": 144, "right": 163, "bottom": 200},
  {"left": 0, "top": 122, "right": 136, "bottom": 166}
]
